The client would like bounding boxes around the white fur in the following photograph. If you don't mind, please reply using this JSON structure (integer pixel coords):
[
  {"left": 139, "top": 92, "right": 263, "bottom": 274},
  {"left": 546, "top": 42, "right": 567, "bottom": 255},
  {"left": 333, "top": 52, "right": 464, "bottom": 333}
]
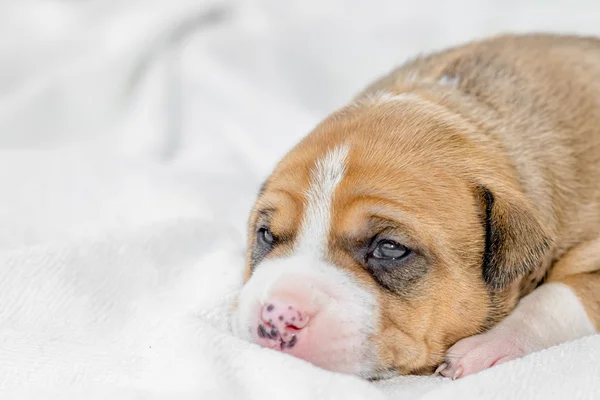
[
  {"left": 233, "top": 256, "right": 378, "bottom": 375},
  {"left": 498, "top": 282, "right": 597, "bottom": 349},
  {"left": 297, "top": 145, "right": 349, "bottom": 254},
  {"left": 441, "top": 282, "right": 597, "bottom": 379},
  {"left": 232, "top": 145, "right": 379, "bottom": 377},
  {"left": 404, "top": 70, "right": 420, "bottom": 84},
  {"left": 405, "top": 70, "right": 460, "bottom": 87},
  {"left": 438, "top": 74, "right": 460, "bottom": 87},
  {"left": 353, "top": 90, "right": 422, "bottom": 108}
]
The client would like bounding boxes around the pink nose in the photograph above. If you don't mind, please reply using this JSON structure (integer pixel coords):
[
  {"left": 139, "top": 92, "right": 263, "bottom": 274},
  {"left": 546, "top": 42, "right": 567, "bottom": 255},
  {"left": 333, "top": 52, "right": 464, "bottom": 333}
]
[{"left": 257, "top": 299, "right": 309, "bottom": 350}]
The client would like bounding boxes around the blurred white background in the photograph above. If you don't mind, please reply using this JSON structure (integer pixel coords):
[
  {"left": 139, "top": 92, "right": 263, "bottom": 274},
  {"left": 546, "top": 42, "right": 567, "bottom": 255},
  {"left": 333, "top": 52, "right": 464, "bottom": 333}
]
[
  {"left": 0, "top": 1, "right": 599, "bottom": 398},
  {"left": 2, "top": 0, "right": 599, "bottom": 244}
]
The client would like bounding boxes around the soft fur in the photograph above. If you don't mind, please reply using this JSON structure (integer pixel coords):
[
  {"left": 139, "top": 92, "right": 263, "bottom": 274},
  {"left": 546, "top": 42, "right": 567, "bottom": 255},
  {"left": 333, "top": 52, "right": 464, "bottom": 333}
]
[{"left": 232, "top": 33, "right": 600, "bottom": 379}]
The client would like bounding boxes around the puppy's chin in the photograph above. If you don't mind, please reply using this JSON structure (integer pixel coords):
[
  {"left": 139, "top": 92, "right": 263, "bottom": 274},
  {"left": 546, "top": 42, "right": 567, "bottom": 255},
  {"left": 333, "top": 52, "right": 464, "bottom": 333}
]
[{"left": 230, "top": 256, "right": 382, "bottom": 377}]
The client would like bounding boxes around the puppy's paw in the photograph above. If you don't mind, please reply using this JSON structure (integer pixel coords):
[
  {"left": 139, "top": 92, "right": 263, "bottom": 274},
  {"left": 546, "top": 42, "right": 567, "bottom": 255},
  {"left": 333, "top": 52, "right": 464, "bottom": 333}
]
[
  {"left": 435, "top": 283, "right": 598, "bottom": 380},
  {"left": 437, "top": 329, "right": 530, "bottom": 380}
]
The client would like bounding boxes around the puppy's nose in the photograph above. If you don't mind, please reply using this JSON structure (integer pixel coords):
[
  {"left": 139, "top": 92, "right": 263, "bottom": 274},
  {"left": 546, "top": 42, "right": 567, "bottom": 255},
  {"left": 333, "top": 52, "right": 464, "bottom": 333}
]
[
  {"left": 257, "top": 299, "right": 309, "bottom": 349},
  {"left": 262, "top": 300, "right": 309, "bottom": 329}
]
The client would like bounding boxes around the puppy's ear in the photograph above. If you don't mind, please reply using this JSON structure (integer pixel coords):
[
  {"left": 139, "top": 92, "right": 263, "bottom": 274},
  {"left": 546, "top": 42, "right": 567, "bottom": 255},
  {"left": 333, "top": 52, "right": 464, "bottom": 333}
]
[{"left": 476, "top": 185, "right": 552, "bottom": 290}]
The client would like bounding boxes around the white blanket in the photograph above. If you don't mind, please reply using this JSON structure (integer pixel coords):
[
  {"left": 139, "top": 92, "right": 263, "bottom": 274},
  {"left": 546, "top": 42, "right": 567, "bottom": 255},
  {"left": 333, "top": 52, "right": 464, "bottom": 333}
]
[{"left": 1, "top": 1, "right": 599, "bottom": 398}]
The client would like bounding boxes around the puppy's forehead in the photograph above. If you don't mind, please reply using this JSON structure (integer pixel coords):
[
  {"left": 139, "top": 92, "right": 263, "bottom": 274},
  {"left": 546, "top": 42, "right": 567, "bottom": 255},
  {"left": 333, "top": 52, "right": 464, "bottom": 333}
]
[
  {"left": 256, "top": 95, "right": 480, "bottom": 255},
  {"left": 296, "top": 145, "right": 349, "bottom": 255},
  {"left": 259, "top": 144, "right": 352, "bottom": 256}
]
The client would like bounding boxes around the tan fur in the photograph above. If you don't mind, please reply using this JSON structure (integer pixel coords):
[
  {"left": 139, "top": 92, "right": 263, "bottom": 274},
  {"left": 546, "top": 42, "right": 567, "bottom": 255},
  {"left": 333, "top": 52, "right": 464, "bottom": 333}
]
[
  {"left": 547, "top": 237, "right": 600, "bottom": 329},
  {"left": 244, "top": 33, "right": 600, "bottom": 375}
]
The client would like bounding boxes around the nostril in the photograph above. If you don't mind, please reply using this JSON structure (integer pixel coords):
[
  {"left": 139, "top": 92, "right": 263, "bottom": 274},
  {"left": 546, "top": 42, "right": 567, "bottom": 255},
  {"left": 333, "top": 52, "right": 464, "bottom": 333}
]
[
  {"left": 258, "top": 300, "right": 310, "bottom": 350},
  {"left": 285, "top": 314, "right": 307, "bottom": 330},
  {"left": 257, "top": 324, "right": 267, "bottom": 338}
]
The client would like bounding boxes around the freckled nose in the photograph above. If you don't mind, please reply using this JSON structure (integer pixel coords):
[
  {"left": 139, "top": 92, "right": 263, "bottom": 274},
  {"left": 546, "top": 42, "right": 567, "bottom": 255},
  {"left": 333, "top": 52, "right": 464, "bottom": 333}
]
[
  {"left": 256, "top": 300, "right": 309, "bottom": 349},
  {"left": 262, "top": 301, "right": 309, "bottom": 329}
]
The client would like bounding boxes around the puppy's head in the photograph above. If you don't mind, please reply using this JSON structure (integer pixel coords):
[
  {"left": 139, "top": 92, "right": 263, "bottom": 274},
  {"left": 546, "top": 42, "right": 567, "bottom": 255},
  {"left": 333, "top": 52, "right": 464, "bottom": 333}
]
[{"left": 231, "top": 92, "right": 550, "bottom": 378}]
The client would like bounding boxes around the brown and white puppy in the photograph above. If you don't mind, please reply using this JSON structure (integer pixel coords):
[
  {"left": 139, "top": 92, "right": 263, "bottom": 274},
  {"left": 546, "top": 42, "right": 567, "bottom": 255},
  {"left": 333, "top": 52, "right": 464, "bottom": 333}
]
[{"left": 231, "top": 34, "right": 600, "bottom": 379}]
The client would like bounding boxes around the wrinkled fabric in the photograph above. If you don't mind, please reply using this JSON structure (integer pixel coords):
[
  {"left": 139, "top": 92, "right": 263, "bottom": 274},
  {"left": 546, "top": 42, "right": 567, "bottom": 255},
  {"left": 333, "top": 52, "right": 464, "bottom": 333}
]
[{"left": 1, "top": 0, "right": 599, "bottom": 398}]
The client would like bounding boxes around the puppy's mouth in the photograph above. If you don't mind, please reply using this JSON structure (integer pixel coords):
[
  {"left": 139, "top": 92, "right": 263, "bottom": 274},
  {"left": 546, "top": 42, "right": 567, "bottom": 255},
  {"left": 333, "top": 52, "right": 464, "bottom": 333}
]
[
  {"left": 233, "top": 248, "right": 388, "bottom": 376},
  {"left": 252, "top": 316, "right": 367, "bottom": 375}
]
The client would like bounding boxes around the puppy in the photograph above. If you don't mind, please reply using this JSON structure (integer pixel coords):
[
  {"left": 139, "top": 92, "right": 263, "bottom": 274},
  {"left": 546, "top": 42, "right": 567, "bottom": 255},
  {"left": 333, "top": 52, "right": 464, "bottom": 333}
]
[{"left": 231, "top": 33, "right": 600, "bottom": 379}]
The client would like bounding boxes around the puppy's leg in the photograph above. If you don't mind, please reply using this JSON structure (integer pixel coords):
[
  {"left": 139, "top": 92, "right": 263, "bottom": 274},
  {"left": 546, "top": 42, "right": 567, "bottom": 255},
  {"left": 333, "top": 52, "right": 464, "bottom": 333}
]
[
  {"left": 546, "top": 238, "right": 600, "bottom": 331},
  {"left": 439, "top": 238, "right": 600, "bottom": 379}
]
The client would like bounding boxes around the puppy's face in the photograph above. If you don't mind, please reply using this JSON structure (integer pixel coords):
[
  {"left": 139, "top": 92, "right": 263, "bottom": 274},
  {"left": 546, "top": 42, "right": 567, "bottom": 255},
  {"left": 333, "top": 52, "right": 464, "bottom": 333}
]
[{"left": 231, "top": 94, "right": 545, "bottom": 378}]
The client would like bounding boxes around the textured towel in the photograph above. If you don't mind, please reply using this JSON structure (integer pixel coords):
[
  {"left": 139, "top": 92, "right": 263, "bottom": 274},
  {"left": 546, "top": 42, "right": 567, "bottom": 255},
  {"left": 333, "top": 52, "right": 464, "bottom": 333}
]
[{"left": 1, "top": 1, "right": 599, "bottom": 398}]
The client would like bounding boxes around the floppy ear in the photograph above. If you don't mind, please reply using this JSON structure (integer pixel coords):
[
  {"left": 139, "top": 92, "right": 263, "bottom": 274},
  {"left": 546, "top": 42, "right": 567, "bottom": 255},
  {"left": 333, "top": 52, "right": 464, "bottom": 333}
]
[{"left": 476, "top": 185, "right": 553, "bottom": 290}]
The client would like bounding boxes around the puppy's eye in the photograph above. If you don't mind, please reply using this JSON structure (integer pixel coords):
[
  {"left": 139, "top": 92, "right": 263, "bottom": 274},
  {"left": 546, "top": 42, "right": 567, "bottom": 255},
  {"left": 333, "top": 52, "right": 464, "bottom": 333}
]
[
  {"left": 257, "top": 227, "right": 275, "bottom": 246},
  {"left": 371, "top": 240, "right": 409, "bottom": 260}
]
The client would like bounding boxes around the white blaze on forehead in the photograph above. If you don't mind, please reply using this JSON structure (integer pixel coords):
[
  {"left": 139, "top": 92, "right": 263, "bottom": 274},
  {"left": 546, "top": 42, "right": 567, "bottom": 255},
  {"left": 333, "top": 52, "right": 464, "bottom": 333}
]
[
  {"left": 297, "top": 145, "right": 350, "bottom": 255},
  {"left": 232, "top": 143, "right": 380, "bottom": 377}
]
